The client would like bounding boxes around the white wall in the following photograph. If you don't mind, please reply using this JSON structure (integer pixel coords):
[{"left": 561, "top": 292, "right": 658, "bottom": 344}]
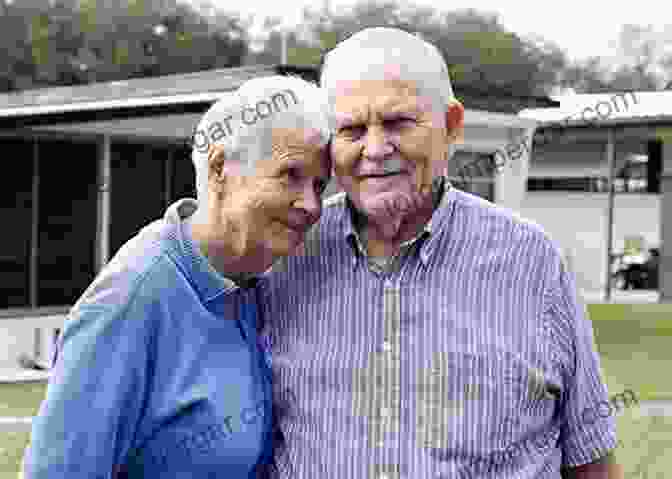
[
  {"left": 519, "top": 193, "right": 660, "bottom": 291},
  {"left": 0, "top": 324, "right": 34, "bottom": 370},
  {"left": 0, "top": 315, "right": 64, "bottom": 371}
]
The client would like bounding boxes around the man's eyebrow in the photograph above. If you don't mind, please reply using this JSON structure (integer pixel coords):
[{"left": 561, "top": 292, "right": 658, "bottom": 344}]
[{"left": 378, "top": 101, "right": 420, "bottom": 116}]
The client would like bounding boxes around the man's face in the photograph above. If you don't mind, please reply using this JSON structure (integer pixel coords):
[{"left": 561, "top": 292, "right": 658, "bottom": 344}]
[
  {"left": 330, "top": 78, "right": 450, "bottom": 218},
  {"left": 214, "top": 128, "right": 331, "bottom": 257}
]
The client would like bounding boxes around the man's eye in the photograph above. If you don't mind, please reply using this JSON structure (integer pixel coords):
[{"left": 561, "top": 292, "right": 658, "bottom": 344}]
[{"left": 383, "top": 117, "right": 415, "bottom": 128}]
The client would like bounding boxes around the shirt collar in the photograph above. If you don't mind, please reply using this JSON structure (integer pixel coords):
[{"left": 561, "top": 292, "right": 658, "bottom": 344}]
[
  {"left": 342, "top": 175, "right": 457, "bottom": 265},
  {"left": 164, "top": 198, "right": 241, "bottom": 303}
]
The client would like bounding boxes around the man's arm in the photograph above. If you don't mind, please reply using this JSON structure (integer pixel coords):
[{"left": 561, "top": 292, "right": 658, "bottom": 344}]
[
  {"left": 542, "top": 241, "right": 620, "bottom": 477},
  {"left": 561, "top": 452, "right": 624, "bottom": 479}
]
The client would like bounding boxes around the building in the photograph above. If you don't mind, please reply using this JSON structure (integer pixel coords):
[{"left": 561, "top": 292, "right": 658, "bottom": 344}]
[
  {"left": 519, "top": 91, "right": 672, "bottom": 299},
  {"left": 0, "top": 64, "right": 555, "bottom": 369}
]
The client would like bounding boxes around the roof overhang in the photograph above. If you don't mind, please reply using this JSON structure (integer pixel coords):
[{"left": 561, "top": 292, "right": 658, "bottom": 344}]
[{"left": 0, "top": 64, "right": 541, "bottom": 141}]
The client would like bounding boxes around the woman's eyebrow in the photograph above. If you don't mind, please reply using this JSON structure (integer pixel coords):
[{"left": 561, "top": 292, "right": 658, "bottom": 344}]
[{"left": 333, "top": 115, "right": 357, "bottom": 127}]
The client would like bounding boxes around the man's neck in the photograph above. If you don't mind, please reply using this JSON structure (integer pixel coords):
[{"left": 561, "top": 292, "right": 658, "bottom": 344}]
[
  {"left": 362, "top": 204, "right": 433, "bottom": 258},
  {"left": 356, "top": 178, "right": 445, "bottom": 258}
]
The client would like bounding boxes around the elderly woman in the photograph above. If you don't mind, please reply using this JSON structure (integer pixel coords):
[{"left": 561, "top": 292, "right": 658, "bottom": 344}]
[{"left": 22, "top": 75, "right": 331, "bottom": 478}]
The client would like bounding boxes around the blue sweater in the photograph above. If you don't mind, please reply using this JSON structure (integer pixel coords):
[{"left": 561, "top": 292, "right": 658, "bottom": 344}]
[{"left": 23, "top": 199, "right": 273, "bottom": 478}]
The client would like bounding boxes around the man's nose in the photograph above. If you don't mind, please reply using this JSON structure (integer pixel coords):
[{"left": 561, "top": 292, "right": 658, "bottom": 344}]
[{"left": 362, "top": 126, "right": 394, "bottom": 161}]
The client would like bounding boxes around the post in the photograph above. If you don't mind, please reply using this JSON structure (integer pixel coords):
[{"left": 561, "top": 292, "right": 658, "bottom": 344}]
[
  {"left": 660, "top": 141, "right": 672, "bottom": 302},
  {"left": 281, "top": 29, "right": 288, "bottom": 65},
  {"left": 96, "top": 135, "right": 111, "bottom": 273},
  {"left": 30, "top": 138, "right": 39, "bottom": 308},
  {"left": 604, "top": 128, "right": 616, "bottom": 302},
  {"left": 164, "top": 146, "right": 173, "bottom": 209}
]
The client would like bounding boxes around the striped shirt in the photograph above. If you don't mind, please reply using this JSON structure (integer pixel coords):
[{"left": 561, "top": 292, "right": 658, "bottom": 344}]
[{"left": 259, "top": 180, "right": 617, "bottom": 478}]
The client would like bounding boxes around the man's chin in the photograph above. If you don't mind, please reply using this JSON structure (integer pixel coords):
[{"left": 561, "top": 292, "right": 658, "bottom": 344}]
[{"left": 358, "top": 191, "right": 411, "bottom": 216}]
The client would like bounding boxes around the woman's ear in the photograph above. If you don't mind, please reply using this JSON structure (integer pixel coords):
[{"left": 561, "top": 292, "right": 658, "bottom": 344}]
[
  {"left": 445, "top": 100, "right": 465, "bottom": 145},
  {"left": 208, "top": 144, "right": 227, "bottom": 188}
]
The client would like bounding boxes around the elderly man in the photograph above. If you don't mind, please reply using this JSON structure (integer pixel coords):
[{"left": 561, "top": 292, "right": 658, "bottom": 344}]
[
  {"left": 260, "top": 28, "right": 622, "bottom": 478},
  {"left": 22, "top": 75, "right": 330, "bottom": 479}
]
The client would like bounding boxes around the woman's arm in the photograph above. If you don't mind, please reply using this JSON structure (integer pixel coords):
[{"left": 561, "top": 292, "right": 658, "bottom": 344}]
[{"left": 22, "top": 301, "right": 155, "bottom": 478}]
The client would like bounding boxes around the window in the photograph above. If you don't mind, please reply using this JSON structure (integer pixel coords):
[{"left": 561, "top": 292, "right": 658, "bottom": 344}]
[
  {"left": 110, "top": 141, "right": 168, "bottom": 257},
  {"left": 527, "top": 140, "right": 662, "bottom": 194},
  {"left": 0, "top": 138, "right": 34, "bottom": 308},
  {"left": 170, "top": 145, "right": 197, "bottom": 202},
  {"left": 37, "top": 139, "right": 98, "bottom": 307},
  {"left": 527, "top": 177, "right": 604, "bottom": 192},
  {"left": 0, "top": 137, "right": 198, "bottom": 312}
]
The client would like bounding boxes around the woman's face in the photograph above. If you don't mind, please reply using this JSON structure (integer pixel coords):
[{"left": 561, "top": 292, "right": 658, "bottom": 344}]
[{"left": 215, "top": 128, "right": 331, "bottom": 259}]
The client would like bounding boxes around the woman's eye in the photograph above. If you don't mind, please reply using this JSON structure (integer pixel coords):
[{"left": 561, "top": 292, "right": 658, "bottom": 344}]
[
  {"left": 285, "top": 167, "right": 300, "bottom": 181},
  {"left": 315, "top": 179, "right": 327, "bottom": 196},
  {"left": 337, "top": 125, "right": 364, "bottom": 138}
]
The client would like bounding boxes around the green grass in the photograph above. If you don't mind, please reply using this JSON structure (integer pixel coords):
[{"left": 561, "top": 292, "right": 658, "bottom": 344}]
[
  {"left": 0, "top": 382, "right": 46, "bottom": 478},
  {"left": 0, "top": 304, "right": 671, "bottom": 476},
  {"left": 0, "top": 432, "right": 30, "bottom": 478},
  {"left": 589, "top": 304, "right": 672, "bottom": 401},
  {"left": 615, "top": 411, "right": 671, "bottom": 478},
  {"left": 0, "top": 382, "right": 46, "bottom": 418}
]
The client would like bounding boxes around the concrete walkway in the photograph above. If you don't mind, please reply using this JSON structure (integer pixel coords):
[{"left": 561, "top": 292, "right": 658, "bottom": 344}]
[
  {"left": 0, "top": 416, "right": 32, "bottom": 433},
  {"left": 0, "top": 367, "right": 49, "bottom": 384},
  {"left": 633, "top": 400, "right": 672, "bottom": 417},
  {"left": 582, "top": 290, "right": 661, "bottom": 304}
]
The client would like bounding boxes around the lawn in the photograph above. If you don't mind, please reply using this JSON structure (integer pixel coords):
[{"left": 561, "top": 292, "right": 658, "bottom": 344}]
[
  {"left": 589, "top": 304, "right": 672, "bottom": 401},
  {"left": 0, "top": 381, "right": 45, "bottom": 478},
  {"left": 0, "top": 304, "right": 670, "bottom": 477}
]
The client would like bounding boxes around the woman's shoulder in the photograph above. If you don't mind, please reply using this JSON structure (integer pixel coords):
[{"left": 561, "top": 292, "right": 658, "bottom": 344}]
[{"left": 72, "top": 219, "right": 181, "bottom": 314}]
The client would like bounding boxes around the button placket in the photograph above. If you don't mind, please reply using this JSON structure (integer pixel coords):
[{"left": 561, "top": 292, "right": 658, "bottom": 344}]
[{"left": 369, "top": 279, "right": 402, "bottom": 478}]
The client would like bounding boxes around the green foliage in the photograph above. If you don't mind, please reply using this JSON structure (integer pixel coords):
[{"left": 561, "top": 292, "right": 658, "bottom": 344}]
[
  {"left": 127, "top": 0, "right": 145, "bottom": 18},
  {"left": 30, "top": 14, "right": 50, "bottom": 67},
  {"left": 78, "top": 0, "right": 97, "bottom": 33},
  {"left": 0, "top": 0, "right": 248, "bottom": 92}
]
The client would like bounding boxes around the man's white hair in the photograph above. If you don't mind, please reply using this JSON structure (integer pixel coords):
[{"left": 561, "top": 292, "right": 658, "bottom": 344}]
[
  {"left": 320, "top": 27, "right": 455, "bottom": 113},
  {"left": 190, "top": 75, "right": 331, "bottom": 207}
]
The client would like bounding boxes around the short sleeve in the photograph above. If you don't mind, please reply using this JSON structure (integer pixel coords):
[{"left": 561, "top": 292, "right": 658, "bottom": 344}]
[
  {"left": 22, "top": 296, "right": 156, "bottom": 478},
  {"left": 544, "top": 252, "right": 619, "bottom": 467}
]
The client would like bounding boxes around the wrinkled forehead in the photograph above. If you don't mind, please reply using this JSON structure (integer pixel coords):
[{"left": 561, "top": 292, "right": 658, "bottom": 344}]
[
  {"left": 260, "top": 127, "right": 332, "bottom": 175},
  {"left": 329, "top": 78, "right": 443, "bottom": 129}
]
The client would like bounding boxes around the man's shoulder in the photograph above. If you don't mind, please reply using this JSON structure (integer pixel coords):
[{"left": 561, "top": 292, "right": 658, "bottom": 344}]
[
  {"left": 72, "top": 219, "right": 180, "bottom": 314},
  {"left": 452, "top": 189, "right": 560, "bottom": 252}
]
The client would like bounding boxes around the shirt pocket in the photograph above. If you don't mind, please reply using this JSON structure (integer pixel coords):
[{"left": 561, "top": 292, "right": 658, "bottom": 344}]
[{"left": 416, "top": 350, "right": 558, "bottom": 457}]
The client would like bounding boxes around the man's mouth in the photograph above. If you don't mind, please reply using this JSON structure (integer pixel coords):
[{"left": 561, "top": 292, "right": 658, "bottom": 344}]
[{"left": 362, "top": 171, "right": 404, "bottom": 179}]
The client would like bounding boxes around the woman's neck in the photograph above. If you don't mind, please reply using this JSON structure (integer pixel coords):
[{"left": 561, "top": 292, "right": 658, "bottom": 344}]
[{"left": 187, "top": 212, "right": 273, "bottom": 278}]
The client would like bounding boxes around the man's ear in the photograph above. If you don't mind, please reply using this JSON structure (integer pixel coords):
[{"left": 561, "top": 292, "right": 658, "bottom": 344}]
[{"left": 445, "top": 100, "right": 465, "bottom": 145}]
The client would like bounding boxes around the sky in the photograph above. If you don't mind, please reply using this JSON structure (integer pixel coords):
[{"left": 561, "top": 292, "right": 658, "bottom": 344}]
[{"left": 194, "top": 0, "right": 670, "bottom": 63}]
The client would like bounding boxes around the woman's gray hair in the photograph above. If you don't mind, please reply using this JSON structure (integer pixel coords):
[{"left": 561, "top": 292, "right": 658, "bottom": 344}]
[{"left": 190, "top": 75, "right": 331, "bottom": 207}]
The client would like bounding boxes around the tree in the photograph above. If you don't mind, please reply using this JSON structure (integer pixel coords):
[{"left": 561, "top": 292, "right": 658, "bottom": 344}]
[
  {"left": 558, "top": 57, "right": 613, "bottom": 93},
  {"left": 248, "top": 1, "right": 574, "bottom": 97},
  {"left": 0, "top": 0, "right": 249, "bottom": 92}
]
